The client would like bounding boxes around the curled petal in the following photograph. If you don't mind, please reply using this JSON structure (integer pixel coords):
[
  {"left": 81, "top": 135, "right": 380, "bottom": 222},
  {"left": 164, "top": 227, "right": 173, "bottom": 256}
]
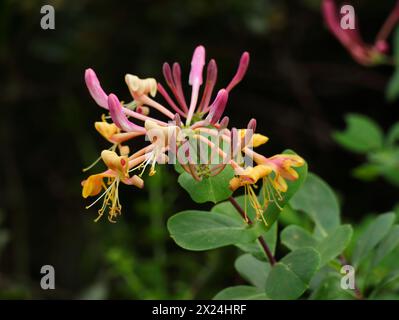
[
  {"left": 125, "top": 74, "right": 157, "bottom": 98},
  {"left": 85, "top": 68, "right": 108, "bottom": 108},
  {"left": 108, "top": 94, "right": 145, "bottom": 133},
  {"left": 268, "top": 154, "right": 305, "bottom": 180},
  {"left": 226, "top": 52, "right": 250, "bottom": 92}
]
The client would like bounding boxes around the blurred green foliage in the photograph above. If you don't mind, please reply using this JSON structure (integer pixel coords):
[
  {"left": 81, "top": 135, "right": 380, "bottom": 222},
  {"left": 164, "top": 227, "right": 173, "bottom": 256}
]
[{"left": 334, "top": 113, "right": 399, "bottom": 186}]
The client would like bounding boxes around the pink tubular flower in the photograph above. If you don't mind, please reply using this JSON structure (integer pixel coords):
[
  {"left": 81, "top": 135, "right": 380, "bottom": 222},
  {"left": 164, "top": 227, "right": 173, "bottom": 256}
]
[
  {"left": 321, "top": 0, "right": 398, "bottom": 66},
  {"left": 85, "top": 68, "right": 108, "bottom": 108}
]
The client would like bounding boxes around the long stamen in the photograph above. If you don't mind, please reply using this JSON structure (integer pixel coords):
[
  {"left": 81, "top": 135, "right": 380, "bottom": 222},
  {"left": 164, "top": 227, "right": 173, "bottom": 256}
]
[{"left": 85, "top": 179, "right": 116, "bottom": 209}]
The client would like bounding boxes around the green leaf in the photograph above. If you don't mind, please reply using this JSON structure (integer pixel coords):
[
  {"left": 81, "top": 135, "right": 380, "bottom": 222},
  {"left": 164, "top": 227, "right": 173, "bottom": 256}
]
[
  {"left": 370, "top": 270, "right": 399, "bottom": 298},
  {"left": 333, "top": 114, "right": 384, "bottom": 153},
  {"left": 167, "top": 210, "right": 260, "bottom": 251},
  {"left": 178, "top": 165, "right": 234, "bottom": 203},
  {"left": 290, "top": 173, "right": 340, "bottom": 237},
  {"left": 281, "top": 225, "right": 353, "bottom": 267},
  {"left": 352, "top": 212, "right": 396, "bottom": 268},
  {"left": 235, "top": 254, "right": 270, "bottom": 289},
  {"left": 317, "top": 225, "right": 353, "bottom": 266},
  {"left": 281, "top": 225, "right": 317, "bottom": 251},
  {"left": 352, "top": 163, "right": 381, "bottom": 181},
  {"left": 213, "top": 285, "right": 268, "bottom": 300},
  {"left": 278, "top": 204, "right": 312, "bottom": 228},
  {"left": 372, "top": 225, "right": 399, "bottom": 267},
  {"left": 265, "top": 248, "right": 320, "bottom": 299},
  {"left": 386, "top": 122, "right": 399, "bottom": 146},
  {"left": 261, "top": 149, "right": 308, "bottom": 228},
  {"left": 386, "top": 70, "right": 399, "bottom": 102},
  {"left": 369, "top": 149, "right": 399, "bottom": 186}
]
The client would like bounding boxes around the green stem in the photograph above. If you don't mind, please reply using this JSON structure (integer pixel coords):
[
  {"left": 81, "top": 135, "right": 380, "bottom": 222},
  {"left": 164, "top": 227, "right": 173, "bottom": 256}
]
[{"left": 228, "top": 196, "right": 276, "bottom": 266}]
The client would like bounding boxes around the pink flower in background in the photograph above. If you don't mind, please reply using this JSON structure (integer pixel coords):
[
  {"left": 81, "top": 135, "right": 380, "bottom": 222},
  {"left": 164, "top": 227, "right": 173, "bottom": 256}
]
[{"left": 322, "top": 0, "right": 399, "bottom": 66}]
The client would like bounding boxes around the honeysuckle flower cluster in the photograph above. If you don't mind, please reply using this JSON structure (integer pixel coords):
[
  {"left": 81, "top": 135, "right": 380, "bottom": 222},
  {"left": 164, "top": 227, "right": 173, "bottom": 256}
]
[
  {"left": 322, "top": 0, "right": 399, "bottom": 66},
  {"left": 81, "top": 45, "right": 305, "bottom": 223}
]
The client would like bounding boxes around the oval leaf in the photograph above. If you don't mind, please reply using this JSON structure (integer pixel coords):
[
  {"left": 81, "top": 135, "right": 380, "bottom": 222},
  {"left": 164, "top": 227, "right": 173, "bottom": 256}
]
[
  {"left": 290, "top": 173, "right": 340, "bottom": 237},
  {"left": 265, "top": 248, "right": 320, "bottom": 300},
  {"left": 281, "top": 225, "right": 317, "bottom": 251},
  {"left": 167, "top": 210, "right": 259, "bottom": 251},
  {"left": 235, "top": 254, "right": 270, "bottom": 289}
]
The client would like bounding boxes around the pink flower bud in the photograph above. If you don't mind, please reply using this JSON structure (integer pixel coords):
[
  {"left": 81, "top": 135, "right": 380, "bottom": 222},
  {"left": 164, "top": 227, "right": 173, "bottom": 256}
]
[
  {"left": 85, "top": 68, "right": 108, "bottom": 109},
  {"left": 206, "top": 89, "right": 229, "bottom": 124},
  {"left": 226, "top": 52, "right": 250, "bottom": 92},
  {"left": 189, "top": 45, "right": 206, "bottom": 86}
]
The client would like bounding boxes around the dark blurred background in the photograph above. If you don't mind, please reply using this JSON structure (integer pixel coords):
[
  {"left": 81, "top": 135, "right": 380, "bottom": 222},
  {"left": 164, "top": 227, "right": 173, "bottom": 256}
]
[{"left": 0, "top": 0, "right": 398, "bottom": 298}]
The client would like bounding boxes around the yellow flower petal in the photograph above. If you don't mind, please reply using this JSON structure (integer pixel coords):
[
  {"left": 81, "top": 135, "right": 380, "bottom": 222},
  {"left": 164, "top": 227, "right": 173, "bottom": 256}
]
[
  {"left": 101, "top": 150, "right": 128, "bottom": 176},
  {"left": 82, "top": 174, "right": 104, "bottom": 198},
  {"left": 95, "top": 121, "right": 120, "bottom": 142},
  {"left": 239, "top": 129, "right": 269, "bottom": 147}
]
